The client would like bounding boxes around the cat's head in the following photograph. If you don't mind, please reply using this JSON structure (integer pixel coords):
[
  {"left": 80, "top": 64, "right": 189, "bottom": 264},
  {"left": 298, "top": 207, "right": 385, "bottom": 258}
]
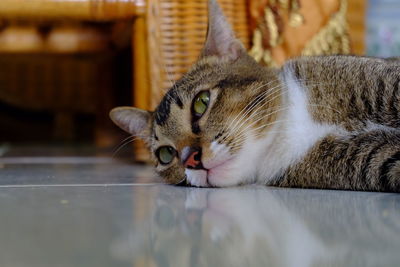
[{"left": 110, "top": 0, "right": 282, "bottom": 187}]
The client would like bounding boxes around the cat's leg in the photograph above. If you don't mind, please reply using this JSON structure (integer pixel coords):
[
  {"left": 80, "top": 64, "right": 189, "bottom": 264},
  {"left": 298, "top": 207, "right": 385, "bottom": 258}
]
[{"left": 275, "top": 130, "right": 400, "bottom": 192}]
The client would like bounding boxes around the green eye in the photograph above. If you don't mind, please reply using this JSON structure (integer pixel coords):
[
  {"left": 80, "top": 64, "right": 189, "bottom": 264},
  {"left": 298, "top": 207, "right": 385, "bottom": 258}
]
[
  {"left": 192, "top": 91, "right": 210, "bottom": 118},
  {"left": 157, "top": 146, "right": 176, "bottom": 165}
]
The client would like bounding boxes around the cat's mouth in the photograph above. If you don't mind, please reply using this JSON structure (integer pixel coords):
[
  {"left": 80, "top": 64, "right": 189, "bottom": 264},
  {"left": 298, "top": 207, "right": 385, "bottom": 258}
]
[
  {"left": 204, "top": 157, "right": 233, "bottom": 171},
  {"left": 185, "top": 157, "right": 234, "bottom": 187}
]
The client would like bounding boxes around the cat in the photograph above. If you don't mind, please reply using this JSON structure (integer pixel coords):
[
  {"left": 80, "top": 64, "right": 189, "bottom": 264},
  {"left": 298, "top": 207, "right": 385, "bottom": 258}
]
[{"left": 110, "top": 0, "right": 400, "bottom": 192}]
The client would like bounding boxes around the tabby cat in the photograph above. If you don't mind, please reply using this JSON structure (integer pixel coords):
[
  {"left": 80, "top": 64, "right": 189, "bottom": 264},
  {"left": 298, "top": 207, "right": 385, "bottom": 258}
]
[{"left": 110, "top": 0, "right": 400, "bottom": 192}]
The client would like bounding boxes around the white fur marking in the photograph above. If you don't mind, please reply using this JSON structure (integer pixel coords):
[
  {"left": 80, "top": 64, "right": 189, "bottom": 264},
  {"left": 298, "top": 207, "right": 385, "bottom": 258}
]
[
  {"left": 202, "top": 68, "right": 346, "bottom": 187},
  {"left": 248, "top": 68, "right": 344, "bottom": 184},
  {"left": 185, "top": 169, "right": 208, "bottom": 187},
  {"left": 282, "top": 71, "right": 341, "bottom": 159},
  {"left": 364, "top": 120, "right": 397, "bottom": 132}
]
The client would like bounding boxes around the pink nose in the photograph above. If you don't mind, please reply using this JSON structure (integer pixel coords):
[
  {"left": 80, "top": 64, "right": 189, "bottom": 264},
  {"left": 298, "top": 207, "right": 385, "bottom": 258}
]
[
  {"left": 185, "top": 150, "right": 200, "bottom": 168},
  {"left": 181, "top": 147, "right": 203, "bottom": 169}
]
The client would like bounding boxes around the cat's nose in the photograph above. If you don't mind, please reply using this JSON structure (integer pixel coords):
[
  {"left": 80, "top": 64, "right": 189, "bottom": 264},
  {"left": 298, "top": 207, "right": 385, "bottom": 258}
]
[{"left": 181, "top": 146, "right": 203, "bottom": 169}]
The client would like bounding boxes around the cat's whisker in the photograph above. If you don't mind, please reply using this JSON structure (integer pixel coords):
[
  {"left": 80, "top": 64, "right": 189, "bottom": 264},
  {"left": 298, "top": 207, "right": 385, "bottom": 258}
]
[
  {"left": 221, "top": 87, "right": 288, "bottom": 143},
  {"left": 220, "top": 81, "right": 280, "bottom": 136},
  {"left": 230, "top": 83, "right": 282, "bottom": 123},
  {"left": 231, "top": 116, "right": 291, "bottom": 148},
  {"left": 220, "top": 78, "right": 334, "bottom": 149},
  {"left": 114, "top": 135, "right": 135, "bottom": 149},
  {"left": 229, "top": 119, "right": 292, "bottom": 151},
  {"left": 223, "top": 80, "right": 337, "bottom": 144},
  {"left": 227, "top": 116, "right": 291, "bottom": 152},
  {"left": 112, "top": 136, "right": 140, "bottom": 158},
  {"left": 251, "top": 130, "right": 288, "bottom": 138},
  {"left": 220, "top": 80, "right": 340, "bottom": 146},
  {"left": 230, "top": 108, "right": 291, "bottom": 145},
  {"left": 226, "top": 87, "right": 286, "bottom": 140},
  {"left": 237, "top": 116, "right": 296, "bottom": 142},
  {"left": 220, "top": 89, "right": 269, "bottom": 137},
  {"left": 220, "top": 85, "right": 283, "bottom": 142},
  {"left": 248, "top": 120, "right": 291, "bottom": 136}
]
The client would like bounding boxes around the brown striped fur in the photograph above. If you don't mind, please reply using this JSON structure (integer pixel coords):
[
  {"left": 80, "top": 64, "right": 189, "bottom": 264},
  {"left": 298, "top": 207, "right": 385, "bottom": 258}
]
[{"left": 274, "top": 56, "right": 400, "bottom": 192}]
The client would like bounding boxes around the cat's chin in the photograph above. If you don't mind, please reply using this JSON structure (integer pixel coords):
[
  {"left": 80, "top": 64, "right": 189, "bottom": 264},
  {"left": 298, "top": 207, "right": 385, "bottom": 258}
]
[
  {"left": 185, "top": 169, "right": 209, "bottom": 187},
  {"left": 185, "top": 158, "right": 237, "bottom": 187}
]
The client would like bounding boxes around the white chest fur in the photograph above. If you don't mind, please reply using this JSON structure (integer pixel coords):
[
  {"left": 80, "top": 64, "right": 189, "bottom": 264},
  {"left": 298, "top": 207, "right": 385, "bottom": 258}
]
[
  {"left": 251, "top": 68, "right": 344, "bottom": 184},
  {"left": 198, "top": 68, "right": 344, "bottom": 187}
]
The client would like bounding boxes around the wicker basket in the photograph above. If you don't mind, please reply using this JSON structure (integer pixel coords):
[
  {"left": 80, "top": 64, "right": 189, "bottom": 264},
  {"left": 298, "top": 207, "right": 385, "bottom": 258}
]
[
  {"left": 145, "top": 0, "right": 250, "bottom": 108},
  {"left": 0, "top": 51, "right": 118, "bottom": 142}
]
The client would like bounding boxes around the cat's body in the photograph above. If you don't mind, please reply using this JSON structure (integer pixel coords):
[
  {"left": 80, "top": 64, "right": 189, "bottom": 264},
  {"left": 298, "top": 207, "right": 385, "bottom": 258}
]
[
  {"left": 110, "top": 0, "right": 400, "bottom": 192},
  {"left": 272, "top": 56, "right": 400, "bottom": 192}
]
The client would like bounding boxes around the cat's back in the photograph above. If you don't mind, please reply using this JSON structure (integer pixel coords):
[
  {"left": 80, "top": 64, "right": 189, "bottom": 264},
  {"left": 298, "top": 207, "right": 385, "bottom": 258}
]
[
  {"left": 279, "top": 55, "right": 400, "bottom": 130},
  {"left": 284, "top": 55, "right": 399, "bottom": 82}
]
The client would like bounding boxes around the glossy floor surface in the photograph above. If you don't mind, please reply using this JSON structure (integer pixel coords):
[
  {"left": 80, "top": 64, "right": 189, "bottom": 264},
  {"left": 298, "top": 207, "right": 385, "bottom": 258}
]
[{"left": 1, "top": 144, "right": 400, "bottom": 267}]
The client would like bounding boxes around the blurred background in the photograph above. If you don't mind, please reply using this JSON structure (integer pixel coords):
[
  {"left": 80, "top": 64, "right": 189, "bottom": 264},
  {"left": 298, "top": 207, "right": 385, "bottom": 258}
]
[{"left": 0, "top": 0, "right": 398, "bottom": 160}]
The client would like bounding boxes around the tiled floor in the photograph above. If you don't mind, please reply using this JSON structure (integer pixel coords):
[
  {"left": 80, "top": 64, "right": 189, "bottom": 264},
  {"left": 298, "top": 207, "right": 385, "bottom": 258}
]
[{"left": 1, "top": 144, "right": 400, "bottom": 267}]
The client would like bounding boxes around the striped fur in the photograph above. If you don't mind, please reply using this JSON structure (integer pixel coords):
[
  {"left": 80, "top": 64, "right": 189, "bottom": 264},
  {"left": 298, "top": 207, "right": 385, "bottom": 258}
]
[{"left": 273, "top": 56, "right": 400, "bottom": 192}]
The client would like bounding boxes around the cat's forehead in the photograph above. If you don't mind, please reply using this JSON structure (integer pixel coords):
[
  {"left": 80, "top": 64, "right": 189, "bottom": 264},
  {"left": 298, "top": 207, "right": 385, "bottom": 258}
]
[
  {"left": 153, "top": 61, "right": 218, "bottom": 127},
  {"left": 154, "top": 88, "right": 185, "bottom": 126},
  {"left": 152, "top": 92, "right": 192, "bottom": 141}
]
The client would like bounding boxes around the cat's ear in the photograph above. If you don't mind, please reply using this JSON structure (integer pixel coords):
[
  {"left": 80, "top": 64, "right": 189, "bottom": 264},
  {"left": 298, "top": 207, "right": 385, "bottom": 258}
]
[
  {"left": 201, "top": 0, "right": 246, "bottom": 61},
  {"left": 110, "top": 107, "right": 152, "bottom": 139}
]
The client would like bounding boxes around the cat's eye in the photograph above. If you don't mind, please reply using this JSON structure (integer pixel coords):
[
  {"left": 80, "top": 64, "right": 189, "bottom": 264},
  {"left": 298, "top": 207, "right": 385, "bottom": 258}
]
[
  {"left": 156, "top": 146, "right": 176, "bottom": 165},
  {"left": 192, "top": 90, "right": 210, "bottom": 119}
]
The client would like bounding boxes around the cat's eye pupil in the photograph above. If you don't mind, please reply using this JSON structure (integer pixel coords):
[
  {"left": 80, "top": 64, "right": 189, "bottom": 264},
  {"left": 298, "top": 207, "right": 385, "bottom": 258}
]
[
  {"left": 157, "top": 146, "right": 175, "bottom": 165},
  {"left": 193, "top": 91, "right": 210, "bottom": 118}
]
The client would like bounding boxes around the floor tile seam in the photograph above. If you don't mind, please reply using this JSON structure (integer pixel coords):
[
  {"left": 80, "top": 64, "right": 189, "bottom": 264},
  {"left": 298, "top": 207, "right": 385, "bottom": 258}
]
[{"left": 0, "top": 183, "right": 162, "bottom": 188}]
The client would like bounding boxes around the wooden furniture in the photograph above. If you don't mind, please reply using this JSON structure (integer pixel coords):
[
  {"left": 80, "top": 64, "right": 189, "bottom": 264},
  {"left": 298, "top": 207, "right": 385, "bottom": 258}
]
[
  {"left": 0, "top": 0, "right": 144, "bottom": 21},
  {"left": 347, "top": 0, "right": 366, "bottom": 55},
  {"left": 0, "top": 0, "right": 144, "bottom": 146}
]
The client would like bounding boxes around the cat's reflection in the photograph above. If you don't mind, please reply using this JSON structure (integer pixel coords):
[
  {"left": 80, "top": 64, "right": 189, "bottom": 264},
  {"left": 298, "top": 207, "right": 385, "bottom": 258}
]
[{"left": 113, "top": 186, "right": 400, "bottom": 267}]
